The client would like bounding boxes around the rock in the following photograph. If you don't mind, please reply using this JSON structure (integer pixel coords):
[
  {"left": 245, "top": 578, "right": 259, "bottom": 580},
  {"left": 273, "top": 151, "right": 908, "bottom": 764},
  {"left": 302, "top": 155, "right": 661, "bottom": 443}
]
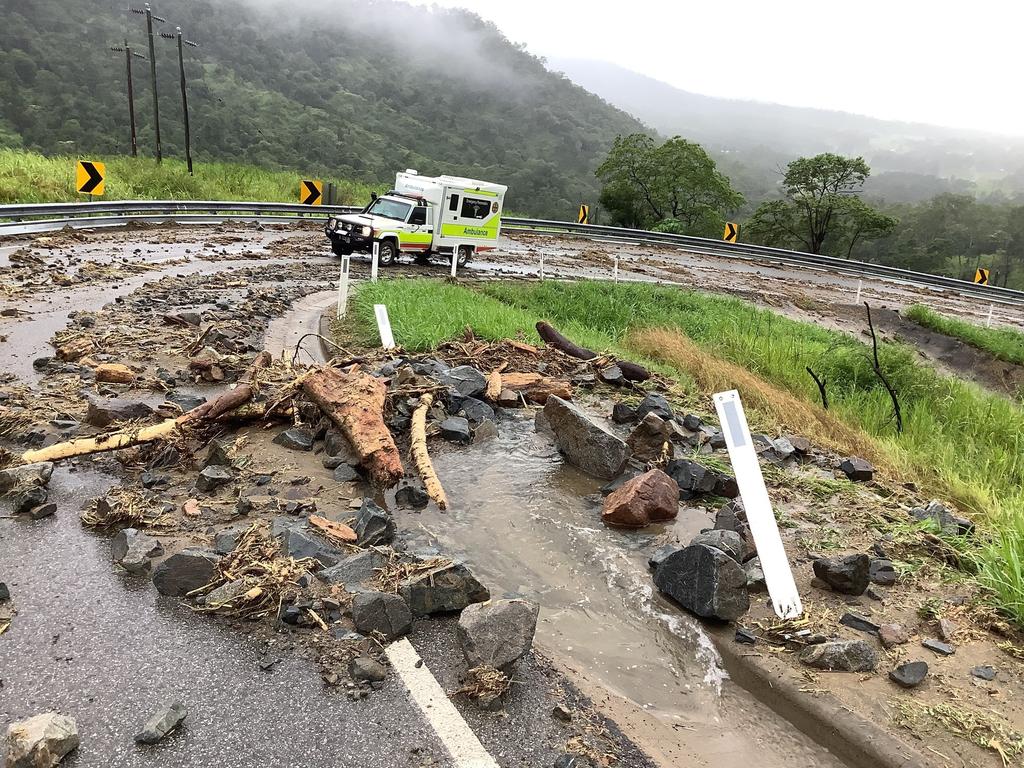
[
  {"left": 0, "top": 462, "right": 54, "bottom": 494},
  {"left": 869, "top": 558, "right": 896, "bottom": 586},
  {"left": 213, "top": 526, "right": 246, "bottom": 555},
  {"left": 5, "top": 712, "right": 79, "bottom": 768},
  {"left": 112, "top": 528, "right": 163, "bottom": 574},
  {"left": 134, "top": 701, "right": 187, "bottom": 745},
  {"left": 744, "top": 557, "right": 766, "bottom": 592},
  {"left": 29, "top": 502, "right": 57, "bottom": 521},
  {"left": 922, "top": 638, "right": 955, "bottom": 656},
  {"left": 473, "top": 420, "right": 499, "bottom": 443},
  {"left": 689, "top": 530, "right": 748, "bottom": 563},
  {"left": 770, "top": 437, "right": 797, "bottom": 461},
  {"left": 714, "top": 499, "right": 755, "bottom": 552},
  {"left": 611, "top": 402, "right": 637, "bottom": 424},
  {"left": 680, "top": 414, "right": 702, "bottom": 431},
  {"left": 457, "top": 598, "right": 539, "bottom": 669},
  {"left": 601, "top": 469, "right": 679, "bottom": 528},
  {"left": 439, "top": 416, "right": 472, "bottom": 445},
  {"left": 554, "top": 754, "right": 585, "bottom": 768},
  {"left": 168, "top": 392, "right": 206, "bottom": 411},
  {"left": 654, "top": 544, "right": 750, "bottom": 621},
  {"left": 635, "top": 393, "right": 674, "bottom": 421},
  {"left": 349, "top": 656, "right": 387, "bottom": 683},
  {"left": 839, "top": 612, "right": 880, "bottom": 634},
  {"left": 351, "top": 591, "right": 413, "bottom": 640},
  {"left": 399, "top": 561, "right": 490, "bottom": 615},
  {"left": 318, "top": 550, "right": 387, "bottom": 586},
  {"left": 551, "top": 704, "right": 572, "bottom": 722},
  {"left": 879, "top": 623, "right": 910, "bottom": 648},
  {"left": 665, "top": 458, "right": 738, "bottom": 498},
  {"left": 598, "top": 365, "right": 624, "bottom": 386},
  {"left": 152, "top": 549, "right": 221, "bottom": 596},
  {"left": 543, "top": 396, "right": 631, "bottom": 479},
  {"left": 324, "top": 429, "right": 359, "bottom": 462},
  {"left": 812, "top": 554, "right": 870, "bottom": 595},
  {"left": 938, "top": 618, "right": 957, "bottom": 642},
  {"left": 626, "top": 413, "right": 672, "bottom": 461},
  {"left": 273, "top": 428, "right": 314, "bottom": 451},
  {"left": 395, "top": 484, "right": 430, "bottom": 509},
  {"left": 889, "top": 661, "right": 928, "bottom": 689},
  {"left": 497, "top": 389, "right": 521, "bottom": 408},
  {"left": 789, "top": 435, "right": 812, "bottom": 454},
  {"left": 735, "top": 627, "right": 758, "bottom": 644},
  {"left": 202, "top": 438, "right": 232, "bottom": 469},
  {"left": 971, "top": 665, "right": 996, "bottom": 681},
  {"left": 459, "top": 397, "right": 495, "bottom": 427},
  {"left": 599, "top": 468, "right": 641, "bottom": 497},
  {"left": 332, "top": 464, "right": 361, "bottom": 483},
  {"left": 438, "top": 365, "right": 487, "bottom": 397},
  {"left": 799, "top": 640, "right": 877, "bottom": 672},
  {"left": 284, "top": 528, "right": 344, "bottom": 568},
  {"left": 84, "top": 395, "right": 154, "bottom": 427},
  {"left": 354, "top": 499, "right": 396, "bottom": 546},
  {"left": 909, "top": 500, "right": 973, "bottom": 535},
  {"left": 648, "top": 543, "right": 681, "bottom": 570},
  {"left": 195, "top": 465, "right": 233, "bottom": 493},
  {"left": 839, "top": 457, "right": 874, "bottom": 482},
  {"left": 13, "top": 486, "right": 48, "bottom": 516},
  {"left": 140, "top": 471, "right": 169, "bottom": 489},
  {"left": 0, "top": 582, "right": 9, "bottom": 602}
]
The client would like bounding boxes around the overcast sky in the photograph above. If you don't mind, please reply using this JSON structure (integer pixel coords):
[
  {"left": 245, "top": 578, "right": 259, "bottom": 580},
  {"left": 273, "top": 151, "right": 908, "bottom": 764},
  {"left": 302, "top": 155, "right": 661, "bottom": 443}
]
[{"left": 407, "top": 0, "right": 1021, "bottom": 136}]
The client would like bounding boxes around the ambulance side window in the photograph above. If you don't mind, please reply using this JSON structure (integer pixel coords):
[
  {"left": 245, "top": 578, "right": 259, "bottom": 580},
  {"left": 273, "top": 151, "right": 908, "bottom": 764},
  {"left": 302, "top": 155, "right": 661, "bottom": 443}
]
[
  {"left": 448, "top": 194, "right": 460, "bottom": 212},
  {"left": 460, "top": 198, "right": 490, "bottom": 219},
  {"left": 409, "top": 206, "right": 426, "bottom": 225}
]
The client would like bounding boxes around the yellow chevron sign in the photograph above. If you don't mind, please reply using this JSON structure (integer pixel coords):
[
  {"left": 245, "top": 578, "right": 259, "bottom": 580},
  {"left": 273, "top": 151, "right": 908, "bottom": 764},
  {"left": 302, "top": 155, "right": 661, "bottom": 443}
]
[
  {"left": 300, "top": 179, "right": 323, "bottom": 205},
  {"left": 723, "top": 222, "right": 739, "bottom": 243},
  {"left": 578, "top": 204, "right": 589, "bottom": 224},
  {"left": 974, "top": 268, "right": 990, "bottom": 285},
  {"left": 75, "top": 160, "right": 106, "bottom": 196}
]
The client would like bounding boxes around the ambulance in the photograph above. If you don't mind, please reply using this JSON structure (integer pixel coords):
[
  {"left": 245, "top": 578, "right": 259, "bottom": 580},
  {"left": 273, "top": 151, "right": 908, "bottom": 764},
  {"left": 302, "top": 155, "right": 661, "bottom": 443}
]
[{"left": 324, "top": 170, "right": 507, "bottom": 267}]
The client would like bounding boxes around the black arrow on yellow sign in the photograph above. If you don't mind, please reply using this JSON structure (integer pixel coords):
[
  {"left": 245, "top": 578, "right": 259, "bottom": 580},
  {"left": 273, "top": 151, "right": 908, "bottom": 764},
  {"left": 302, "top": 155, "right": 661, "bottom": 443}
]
[
  {"left": 578, "top": 204, "right": 589, "bottom": 224},
  {"left": 300, "top": 179, "right": 323, "bottom": 206},
  {"left": 723, "top": 221, "right": 739, "bottom": 243},
  {"left": 974, "top": 267, "right": 990, "bottom": 285},
  {"left": 76, "top": 160, "right": 106, "bottom": 195}
]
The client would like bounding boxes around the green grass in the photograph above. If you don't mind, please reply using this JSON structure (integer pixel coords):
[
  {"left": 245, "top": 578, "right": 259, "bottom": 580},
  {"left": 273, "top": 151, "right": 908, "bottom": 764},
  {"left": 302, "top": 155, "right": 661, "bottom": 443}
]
[
  {"left": 905, "top": 303, "right": 1024, "bottom": 367},
  {"left": 346, "top": 277, "right": 1024, "bottom": 625},
  {"left": 0, "top": 147, "right": 379, "bottom": 205}
]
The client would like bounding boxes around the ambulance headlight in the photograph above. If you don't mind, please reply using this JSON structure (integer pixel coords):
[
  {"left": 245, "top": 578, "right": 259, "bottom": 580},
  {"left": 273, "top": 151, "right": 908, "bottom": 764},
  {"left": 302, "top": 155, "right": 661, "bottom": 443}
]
[{"left": 360, "top": 226, "right": 371, "bottom": 236}]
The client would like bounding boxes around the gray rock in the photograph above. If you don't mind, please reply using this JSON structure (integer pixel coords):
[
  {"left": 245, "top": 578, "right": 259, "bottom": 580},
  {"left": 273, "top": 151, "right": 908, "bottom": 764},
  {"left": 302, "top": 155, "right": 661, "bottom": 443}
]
[
  {"left": 351, "top": 591, "right": 413, "bottom": 640},
  {"left": 869, "top": 558, "right": 897, "bottom": 586},
  {"left": 195, "top": 465, "right": 233, "bottom": 493},
  {"left": 653, "top": 544, "right": 750, "bottom": 621},
  {"left": 554, "top": 753, "right": 585, "bottom": 768},
  {"left": 889, "top": 661, "right": 928, "bottom": 688},
  {"left": 168, "top": 392, "right": 206, "bottom": 411},
  {"left": 134, "top": 701, "right": 187, "bottom": 744},
  {"left": 665, "top": 458, "right": 738, "bottom": 498},
  {"left": 399, "top": 561, "right": 490, "bottom": 615},
  {"left": 611, "top": 402, "right": 636, "bottom": 424},
  {"left": 440, "top": 416, "right": 472, "bottom": 445},
  {"left": 437, "top": 365, "right": 487, "bottom": 397},
  {"left": 681, "top": 414, "right": 702, "bottom": 431},
  {"left": 324, "top": 429, "right": 359, "bottom": 463},
  {"left": 332, "top": 464, "right": 361, "bottom": 483},
  {"left": 202, "top": 438, "right": 233, "bottom": 469},
  {"left": 598, "top": 365, "right": 625, "bottom": 386},
  {"left": 473, "top": 420, "right": 499, "bottom": 443},
  {"left": 85, "top": 395, "right": 154, "bottom": 427},
  {"left": 152, "top": 549, "right": 221, "bottom": 596},
  {"left": 29, "top": 502, "right": 57, "bottom": 520},
  {"left": 543, "top": 396, "right": 631, "bottom": 480},
  {"left": 284, "top": 528, "right": 343, "bottom": 568},
  {"left": 459, "top": 397, "right": 495, "bottom": 427},
  {"left": 457, "top": 598, "right": 539, "bottom": 669},
  {"left": 112, "top": 528, "right": 164, "bottom": 574},
  {"left": 839, "top": 612, "right": 880, "bottom": 634},
  {"left": 813, "top": 554, "right": 870, "bottom": 595},
  {"left": 648, "top": 543, "right": 681, "bottom": 570},
  {"left": 0, "top": 582, "right": 9, "bottom": 602},
  {"left": 0, "top": 462, "right": 54, "bottom": 494},
  {"left": 318, "top": 550, "right": 387, "bottom": 586},
  {"left": 770, "top": 437, "right": 797, "bottom": 461},
  {"left": 626, "top": 413, "right": 672, "bottom": 461},
  {"left": 922, "top": 638, "right": 955, "bottom": 656},
  {"left": 213, "top": 526, "right": 247, "bottom": 555},
  {"left": 839, "top": 456, "right": 874, "bottom": 481},
  {"left": 689, "top": 530, "right": 748, "bottom": 563},
  {"left": 744, "top": 557, "right": 766, "bottom": 592},
  {"left": 349, "top": 656, "right": 387, "bottom": 683},
  {"left": 971, "top": 665, "right": 996, "bottom": 681},
  {"left": 13, "top": 486, "right": 47, "bottom": 515},
  {"left": 800, "top": 640, "right": 877, "bottom": 672},
  {"left": 635, "top": 393, "right": 674, "bottom": 421},
  {"left": 354, "top": 499, "right": 396, "bottom": 546},
  {"left": 273, "top": 428, "right": 314, "bottom": 451},
  {"left": 5, "top": 712, "right": 79, "bottom": 767},
  {"left": 271, "top": 515, "right": 302, "bottom": 539},
  {"left": 909, "top": 500, "right": 973, "bottom": 535},
  {"left": 395, "top": 484, "right": 430, "bottom": 509}
]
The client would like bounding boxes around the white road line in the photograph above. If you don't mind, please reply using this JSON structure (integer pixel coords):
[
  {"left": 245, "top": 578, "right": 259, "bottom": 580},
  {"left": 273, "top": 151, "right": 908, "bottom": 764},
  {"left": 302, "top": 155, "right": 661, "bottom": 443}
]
[{"left": 385, "top": 638, "right": 500, "bottom": 768}]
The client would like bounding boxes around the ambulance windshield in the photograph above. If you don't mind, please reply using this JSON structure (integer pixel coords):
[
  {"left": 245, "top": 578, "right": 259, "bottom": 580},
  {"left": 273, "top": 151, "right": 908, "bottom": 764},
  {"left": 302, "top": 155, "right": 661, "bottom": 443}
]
[{"left": 366, "top": 197, "right": 412, "bottom": 222}]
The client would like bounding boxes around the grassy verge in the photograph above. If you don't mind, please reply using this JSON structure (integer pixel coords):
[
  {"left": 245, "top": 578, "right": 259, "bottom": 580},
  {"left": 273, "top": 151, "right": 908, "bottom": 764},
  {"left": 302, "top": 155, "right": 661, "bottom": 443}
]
[
  {"left": 905, "top": 303, "right": 1024, "bottom": 367},
  {"left": 0, "top": 148, "right": 379, "bottom": 205},
  {"left": 346, "top": 277, "right": 1024, "bottom": 624}
]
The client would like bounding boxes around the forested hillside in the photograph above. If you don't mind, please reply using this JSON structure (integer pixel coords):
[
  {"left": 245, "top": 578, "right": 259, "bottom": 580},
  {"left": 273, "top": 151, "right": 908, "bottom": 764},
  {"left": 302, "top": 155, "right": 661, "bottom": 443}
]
[{"left": 0, "top": 0, "right": 647, "bottom": 216}]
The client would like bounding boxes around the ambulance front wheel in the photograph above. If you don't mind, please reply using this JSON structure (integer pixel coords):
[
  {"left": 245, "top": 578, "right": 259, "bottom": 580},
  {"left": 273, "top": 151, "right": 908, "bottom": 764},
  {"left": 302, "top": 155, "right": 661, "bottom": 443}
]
[
  {"left": 377, "top": 239, "right": 398, "bottom": 266},
  {"left": 455, "top": 245, "right": 473, "bottom": 267}
]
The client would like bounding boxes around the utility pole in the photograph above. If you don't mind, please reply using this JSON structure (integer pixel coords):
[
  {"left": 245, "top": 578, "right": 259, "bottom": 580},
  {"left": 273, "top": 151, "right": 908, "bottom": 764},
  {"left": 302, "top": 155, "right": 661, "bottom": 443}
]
[
  {"left": 161, "top": 27, "right": 199, "bottom": 175},
  {"left": 130, "top": 4, "right": 165, "bottom": 162},
  {"left": 110, "top": 42, "right": 146, "bottom": 157}
]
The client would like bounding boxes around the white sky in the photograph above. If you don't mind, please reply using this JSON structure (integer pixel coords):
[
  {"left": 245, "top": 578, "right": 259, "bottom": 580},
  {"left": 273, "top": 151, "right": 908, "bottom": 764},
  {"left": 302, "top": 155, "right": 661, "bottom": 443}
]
[{"left": 407, "top": 0, "right": 1022, "bottom": 136}]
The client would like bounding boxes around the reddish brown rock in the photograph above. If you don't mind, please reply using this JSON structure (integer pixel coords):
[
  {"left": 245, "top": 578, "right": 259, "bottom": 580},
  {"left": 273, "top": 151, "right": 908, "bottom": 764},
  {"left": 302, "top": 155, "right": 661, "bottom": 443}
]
[
  {"left": 879, "top": 623, "right": 910, "bottom": 649},
  {"left": 602, "top": 469, "right": 679, "bottom": 528}
]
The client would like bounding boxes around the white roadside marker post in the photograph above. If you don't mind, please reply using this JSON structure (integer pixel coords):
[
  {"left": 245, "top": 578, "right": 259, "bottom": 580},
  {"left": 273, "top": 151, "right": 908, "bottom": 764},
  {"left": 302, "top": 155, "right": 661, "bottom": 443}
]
[
  {"left": 371, "top": 240, "right": 380, "bottom": 283},
  {"left": 451, "top": 246, "right": 460, "bottom": 279},
  {"left": 539, "top": 252, "right": 545, "bottom": 281},
  {"left": 336, "top": 254, "right": 351, "bottom": 319},
  {"left": 987, "top": 304, "right": 994, "bottom": 328},
  {"left": 854, "top": 279, "right": 862, "bottom": 304},
  {"left": 613, "top": 253, "right": 619, "bottom": 282},
  {"left": 714, "top": 389, "right": 803, "bottom": 619},
  {"left": 374, "top": 304, "right": 395, "bottom": 350}
]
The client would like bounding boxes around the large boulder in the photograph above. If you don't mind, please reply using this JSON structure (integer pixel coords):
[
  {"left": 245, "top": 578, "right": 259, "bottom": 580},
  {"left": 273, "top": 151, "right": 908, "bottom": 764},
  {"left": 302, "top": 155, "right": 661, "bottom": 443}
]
[
  {"left": 85, "top": 395, "right": 154, "bottom": 428},
  {"left": 654, "top": 544, "right": 749, "bottom": 621},
  {"left": 112, "top": 528, "right": 164, "bottom": 575},
  {"left": 800, "top": 640, "right": 877, "bottom": 672},
  {"left": 399, "top": 561, "right": 490, "bottom": 615},
  {"left": 5, "top": 712, "right": 79, "bottom": 768},
  {"left": 152, "top": 549, "right": 221, "bottom": 596},
  {"left": 0, "top": 462, "right": 54, "bottom": 495},
  {"left": 354, "top": 499, "right": 396, "bottom": 546},
  {"left": 543, "top": 396, "right": 631, "bottom": 479},
  {"left": 134, "top": 701, "right": 187, "bottom": 745},
  {"left": 689, "top": 530, "right": 748, "bottom": 563},
  {"left": 351, "top": 591, "right": 413, "bottom": 640},
  {"left": 601, "top": 469, "right": 679, "bottom": 528},
  {"left": 813, "top": 554, "right": 870, "bottom": 595},
  {"left": 456, "top": 598, "right": 540, "bottom": 669}
]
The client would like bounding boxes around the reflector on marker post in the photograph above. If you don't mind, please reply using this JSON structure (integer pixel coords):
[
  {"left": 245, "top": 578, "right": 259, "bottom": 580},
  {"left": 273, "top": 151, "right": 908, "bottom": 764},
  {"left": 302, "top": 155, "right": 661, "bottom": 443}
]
[
  {"left": 371, "top": 240, "right": 379, "bottom": 283},
  {"left": 713, "top": 389, "right": 803, "bottom": 619}
]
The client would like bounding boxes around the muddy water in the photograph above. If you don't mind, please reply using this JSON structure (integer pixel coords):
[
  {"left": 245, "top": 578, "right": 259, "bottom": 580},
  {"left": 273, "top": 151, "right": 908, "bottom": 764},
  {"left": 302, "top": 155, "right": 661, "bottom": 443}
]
[{"left": 397, "top": 413, "right": 844, "bottom": 767}]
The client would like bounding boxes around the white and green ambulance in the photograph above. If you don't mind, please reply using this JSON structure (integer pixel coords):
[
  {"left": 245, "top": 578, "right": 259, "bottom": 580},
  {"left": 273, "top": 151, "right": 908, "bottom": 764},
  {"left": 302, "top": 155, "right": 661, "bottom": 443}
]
[{"left": 324, "top": 170, "right": 507, "bottom": 267}]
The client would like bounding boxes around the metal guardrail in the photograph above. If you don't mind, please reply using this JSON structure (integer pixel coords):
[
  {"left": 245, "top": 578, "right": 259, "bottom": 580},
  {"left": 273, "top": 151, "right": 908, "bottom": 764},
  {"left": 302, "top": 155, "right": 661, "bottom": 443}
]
[{"left": 2, "top": 200, "right": 1021, "bottom": 307}]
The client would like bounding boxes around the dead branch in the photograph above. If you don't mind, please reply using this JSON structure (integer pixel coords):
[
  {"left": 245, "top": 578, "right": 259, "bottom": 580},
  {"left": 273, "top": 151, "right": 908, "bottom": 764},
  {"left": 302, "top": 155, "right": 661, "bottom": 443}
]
[
  {"left": 863, "top": 302, "right": 903, "bottom": 433},
  {"left": 806, "top": 366, "right": 829, "bottom": 410},
  {"left": 410, "top": 393, "right": 448, "bottom": 510},
  {"left": 536, "top": 321, "right": 596, "bottom": 360}
]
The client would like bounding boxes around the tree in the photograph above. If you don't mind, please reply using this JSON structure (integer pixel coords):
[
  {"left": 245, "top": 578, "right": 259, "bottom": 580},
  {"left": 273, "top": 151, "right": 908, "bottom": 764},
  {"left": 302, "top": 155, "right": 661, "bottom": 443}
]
[
  {"left": 596, "top": 134, "right": 743, "bottom": 235},
  {"left": 747, "top": 153, "right": 896, "bottom": 255}
]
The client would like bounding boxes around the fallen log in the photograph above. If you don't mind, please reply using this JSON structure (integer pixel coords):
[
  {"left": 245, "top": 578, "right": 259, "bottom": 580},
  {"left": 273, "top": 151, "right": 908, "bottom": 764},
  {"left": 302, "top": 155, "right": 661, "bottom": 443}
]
[
  {"left": 309, "top": 514, "right": 357, "bottom": 545},
  {"left": 500, "top": 372, "right": 571, "bottom": 404},
  {"left": 536, "top": 321, "right": 650, "bottom": 382},
  {"left": 410, "top": 393, "right": 448, "bottom": 510},
  {"left": 20, "top": 352, "right": 272, "bottom": 465},
  {"left": 301, "top": 367, "right": 403, "bottom": 488},
  {"left": 485, "top": 369, "right": 502, "bottom": 402}
]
